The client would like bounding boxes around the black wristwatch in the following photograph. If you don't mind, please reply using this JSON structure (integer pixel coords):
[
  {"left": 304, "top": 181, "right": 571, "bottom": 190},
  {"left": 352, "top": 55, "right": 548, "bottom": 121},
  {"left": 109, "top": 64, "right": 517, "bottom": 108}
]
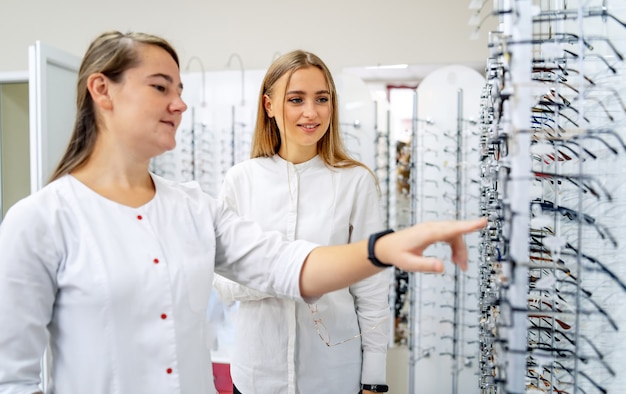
[
  {"left": 367, "top": 229, "right": 395, "bottom": 268},
  {"left": 361, "top": 383, "right": 389, "bottom": 393}
]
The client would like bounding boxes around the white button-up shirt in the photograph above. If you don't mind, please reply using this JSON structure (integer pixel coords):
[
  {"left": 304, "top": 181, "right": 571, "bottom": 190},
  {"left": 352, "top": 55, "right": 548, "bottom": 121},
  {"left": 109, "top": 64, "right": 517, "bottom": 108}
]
[
  {"left": 0, "top": 174, "right": 316, "bottom": 394},
  {"left": 213, "top": 155, "right": 391, "bottom": 394}
]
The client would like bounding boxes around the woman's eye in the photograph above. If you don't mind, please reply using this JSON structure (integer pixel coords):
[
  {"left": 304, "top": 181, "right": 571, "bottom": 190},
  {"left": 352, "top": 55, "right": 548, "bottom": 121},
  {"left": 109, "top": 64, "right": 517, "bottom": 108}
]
[
  {"left": 153, "top": 85, "right": 166, "bottom": 92},
  {"left": 317, "top": 96, "right": 330, "bottom": 103},
  {"left": 288, "top": 97, "right": 303, "bottom": 104}
]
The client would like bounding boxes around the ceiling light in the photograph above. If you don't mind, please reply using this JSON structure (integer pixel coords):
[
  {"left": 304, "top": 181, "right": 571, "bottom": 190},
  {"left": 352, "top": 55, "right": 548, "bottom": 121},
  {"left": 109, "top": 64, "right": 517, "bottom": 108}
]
[{"left": 365, "top": 64, "right": 409, "bottom": 70}]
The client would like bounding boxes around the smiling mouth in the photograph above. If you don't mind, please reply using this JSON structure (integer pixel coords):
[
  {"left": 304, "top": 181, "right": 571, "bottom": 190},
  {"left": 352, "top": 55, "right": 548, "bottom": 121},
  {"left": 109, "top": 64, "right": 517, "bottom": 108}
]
[{"left": 300, "top": 124, "right": 319, "bottom": 130}]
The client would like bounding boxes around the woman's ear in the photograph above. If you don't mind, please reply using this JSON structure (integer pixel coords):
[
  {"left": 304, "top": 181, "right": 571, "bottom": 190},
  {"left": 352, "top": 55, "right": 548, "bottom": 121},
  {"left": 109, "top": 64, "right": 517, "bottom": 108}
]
[
  {"left": 263, "top": 94, "right": 274, "bottom": 118},
  {"left": 87, "top": 73, "right": 113, "bottom": 110}
]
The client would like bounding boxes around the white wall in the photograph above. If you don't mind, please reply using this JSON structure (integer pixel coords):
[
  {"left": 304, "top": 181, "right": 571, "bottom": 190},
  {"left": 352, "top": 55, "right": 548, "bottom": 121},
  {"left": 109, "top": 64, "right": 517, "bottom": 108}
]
[{"left": 0, "top": 0, "right": 498, "bottom": 77}]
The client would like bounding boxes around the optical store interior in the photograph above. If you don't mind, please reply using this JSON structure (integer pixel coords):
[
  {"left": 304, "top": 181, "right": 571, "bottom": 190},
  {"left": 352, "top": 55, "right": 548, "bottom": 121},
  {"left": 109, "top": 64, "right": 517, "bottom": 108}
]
[{"left": 2, "top": 0, "right": 626, "bottom": 393}]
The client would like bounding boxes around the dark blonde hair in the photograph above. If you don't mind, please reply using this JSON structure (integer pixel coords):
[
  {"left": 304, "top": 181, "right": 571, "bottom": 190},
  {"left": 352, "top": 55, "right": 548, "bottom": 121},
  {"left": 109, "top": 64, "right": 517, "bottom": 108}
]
[
  {"left": 251, "top": 50, "right": 372, "bottom": 176},
  {"left": 48, "top": 31, "right": 179, "bottom": 182}
]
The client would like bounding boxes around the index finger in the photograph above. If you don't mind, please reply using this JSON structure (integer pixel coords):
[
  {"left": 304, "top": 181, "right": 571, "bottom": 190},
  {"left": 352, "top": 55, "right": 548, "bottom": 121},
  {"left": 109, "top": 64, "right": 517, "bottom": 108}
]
[{"left": 425, "top": 218, "right": 487, "bottom": 243}]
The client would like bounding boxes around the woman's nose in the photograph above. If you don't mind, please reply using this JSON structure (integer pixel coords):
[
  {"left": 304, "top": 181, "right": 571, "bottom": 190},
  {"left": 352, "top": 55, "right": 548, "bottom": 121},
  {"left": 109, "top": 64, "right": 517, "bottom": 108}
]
[
  {"left": 171, "top": 95, "right": 188, "bottom": 113},
  {"left": 303, "top": 101, "right": 317, "bottom": 118}
]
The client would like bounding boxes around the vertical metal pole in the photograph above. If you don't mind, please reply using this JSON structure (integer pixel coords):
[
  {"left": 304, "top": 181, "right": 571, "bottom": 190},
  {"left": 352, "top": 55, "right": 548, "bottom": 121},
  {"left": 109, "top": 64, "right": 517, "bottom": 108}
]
[
  {"left": 190, "top": 107, "right": 196, "bottom": 180},
  {"left": 407, "top": 89, "right": 419, "bottom": 394},
  {"left": 385, "top": 108, "right": 392, "bottom": 229},
  {"left": 572, "top": 2, "right": 585, "bottom": 391},
  {"left": 230, "top": 105, "right": 236, "bottom": 168},
  {"left": 374, "top": 100, "right": 395, "bottom": 345},
  {"left": 450, "top": 89, "right": 464, "bottom": 394},
  {"left": 503, "top": 0, "right": 532, "bottom": 392}
]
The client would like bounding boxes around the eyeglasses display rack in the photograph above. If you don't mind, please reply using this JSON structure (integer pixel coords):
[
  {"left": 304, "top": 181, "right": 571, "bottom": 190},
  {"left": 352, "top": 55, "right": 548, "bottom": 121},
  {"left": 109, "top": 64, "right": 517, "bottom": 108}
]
[
  {"left": 406, "top": 65, "right": 485, "bottom": 394},
  {"left": 475, "top": 0, "right": 626, "bottom": 393}
]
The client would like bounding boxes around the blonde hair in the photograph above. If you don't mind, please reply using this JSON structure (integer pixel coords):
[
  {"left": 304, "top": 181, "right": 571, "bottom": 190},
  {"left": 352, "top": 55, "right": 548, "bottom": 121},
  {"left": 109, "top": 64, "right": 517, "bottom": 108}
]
[
  {"left": 251, "top": 50, "right": 374, "bottom": 179},
  {"left": 48, "top": 31, "right": 179, "bottom": 183}
]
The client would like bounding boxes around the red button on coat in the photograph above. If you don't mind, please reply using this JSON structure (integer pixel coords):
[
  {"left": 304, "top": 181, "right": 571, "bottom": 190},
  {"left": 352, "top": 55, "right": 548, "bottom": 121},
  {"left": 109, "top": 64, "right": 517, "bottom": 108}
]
[
  {"left": 161, "top": 314, "right": 167, "bottom": 319},
  {"left": 137, "top": 215, "right": 143, "bottom": 220},
  {"left": 153, "top": 258, "right": 159, "bottom": 264},
  {"left": 166, "top": 368, "right": 172, "bottom": 374}
]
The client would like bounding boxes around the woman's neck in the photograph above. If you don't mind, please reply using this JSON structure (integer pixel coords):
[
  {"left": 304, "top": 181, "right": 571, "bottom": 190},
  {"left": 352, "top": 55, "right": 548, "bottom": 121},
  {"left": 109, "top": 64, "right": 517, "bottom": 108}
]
[
  {"left": 70, "top": 144, "right": 155, "bottom": 208},
  {"left": 278, "top": 145, "right": 317, "bottom": 164}
]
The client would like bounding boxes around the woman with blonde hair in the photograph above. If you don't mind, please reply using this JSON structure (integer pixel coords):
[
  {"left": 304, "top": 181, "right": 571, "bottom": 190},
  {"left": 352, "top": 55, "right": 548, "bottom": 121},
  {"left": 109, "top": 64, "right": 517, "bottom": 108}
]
[{"left": 214, "top": 50, "right": 388, "bottom": 394}]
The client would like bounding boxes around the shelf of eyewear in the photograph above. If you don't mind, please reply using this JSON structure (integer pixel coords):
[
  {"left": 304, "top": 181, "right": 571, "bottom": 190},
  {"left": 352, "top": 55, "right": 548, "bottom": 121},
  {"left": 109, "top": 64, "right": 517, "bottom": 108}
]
[
  {"left": 406, "top": 84, "right": 484, "bottom": 393},
  {"left": 475, "top": 0, "right": 626, "bottom": 393},
  {"left": 149, "top": 104, "right": 253, "bottom": 197},
  {"left": 148, "top": 106, "right": 391, "bottom": 203}
]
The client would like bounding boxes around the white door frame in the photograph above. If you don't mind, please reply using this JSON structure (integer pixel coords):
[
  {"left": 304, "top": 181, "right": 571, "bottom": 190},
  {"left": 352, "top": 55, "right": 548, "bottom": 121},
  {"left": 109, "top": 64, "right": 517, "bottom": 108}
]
[{"left": 28, "top": 41, "right": 80, "bottom": 192}]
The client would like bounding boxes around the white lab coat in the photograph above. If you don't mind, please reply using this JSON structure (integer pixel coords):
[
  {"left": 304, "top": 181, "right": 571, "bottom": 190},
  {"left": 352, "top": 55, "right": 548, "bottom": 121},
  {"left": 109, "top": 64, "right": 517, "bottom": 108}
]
[
  {"left": 213, "top": 155, "right": 391, "bottom": 394},
  {"left": 0, "top": 174, "right": 316, "bottom": 394}
]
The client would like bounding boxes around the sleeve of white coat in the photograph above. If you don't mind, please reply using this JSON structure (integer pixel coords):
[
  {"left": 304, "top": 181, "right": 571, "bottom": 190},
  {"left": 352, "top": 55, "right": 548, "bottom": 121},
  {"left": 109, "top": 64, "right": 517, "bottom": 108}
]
[
  {"left": 212, "top": 201, "right": 317, "bottom": 300},
  {"left": 212, "top": 274, "right": 272, "bottom": 305},
  {"left": 0, "top": 197, "right": 60, "bottom": 392},
  {"left": 347, "top": 172, "right": 392, "bottom": 385},
  {"left": 212, "top": 171, "right": 275, "bottom": 304}
]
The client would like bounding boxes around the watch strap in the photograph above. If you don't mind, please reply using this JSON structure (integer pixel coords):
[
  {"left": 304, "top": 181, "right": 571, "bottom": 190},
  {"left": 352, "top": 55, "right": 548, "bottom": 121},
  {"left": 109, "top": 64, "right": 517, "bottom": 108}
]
[
  {"left": 361, "top": 383, "right": 389, "bottom": 392},
  {"left": 367, "top": 229, "right": 395, "bottom": 268}
]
